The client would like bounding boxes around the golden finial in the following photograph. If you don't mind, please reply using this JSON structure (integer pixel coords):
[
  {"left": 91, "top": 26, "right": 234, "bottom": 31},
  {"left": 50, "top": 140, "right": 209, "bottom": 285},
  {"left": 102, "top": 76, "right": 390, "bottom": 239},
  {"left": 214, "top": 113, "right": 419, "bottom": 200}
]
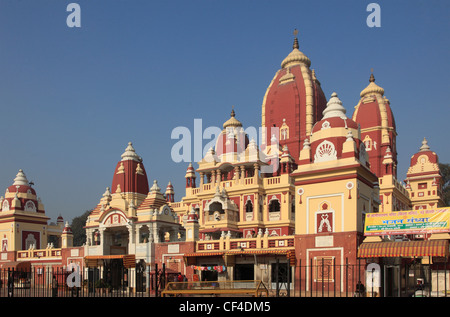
[
  {"left": 293, "top": 29, "right": 299, "bottom": 49},
  {"left": 231, "top": 105, "right": 235, "bottom": 117},
  {"left": 369, "top": 68, "right": 375, "bottom": 82}
]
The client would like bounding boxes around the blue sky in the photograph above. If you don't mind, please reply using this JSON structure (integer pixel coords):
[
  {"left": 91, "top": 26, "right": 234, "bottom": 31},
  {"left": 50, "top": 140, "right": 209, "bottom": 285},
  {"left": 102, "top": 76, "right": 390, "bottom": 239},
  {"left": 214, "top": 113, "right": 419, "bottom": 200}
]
[{"left": 0, "top": 0, "right": 449, "bottom": 223}]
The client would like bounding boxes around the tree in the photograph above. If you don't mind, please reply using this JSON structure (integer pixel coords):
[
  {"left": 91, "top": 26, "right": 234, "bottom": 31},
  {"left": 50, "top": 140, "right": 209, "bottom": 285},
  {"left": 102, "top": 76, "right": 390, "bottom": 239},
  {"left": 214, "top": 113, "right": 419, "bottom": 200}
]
[
  {"left": 439, "top": 163, "right": 450, "bottom": 206},
  {"left": 71, "top": 210, "right": 92, "bottom": 246}
]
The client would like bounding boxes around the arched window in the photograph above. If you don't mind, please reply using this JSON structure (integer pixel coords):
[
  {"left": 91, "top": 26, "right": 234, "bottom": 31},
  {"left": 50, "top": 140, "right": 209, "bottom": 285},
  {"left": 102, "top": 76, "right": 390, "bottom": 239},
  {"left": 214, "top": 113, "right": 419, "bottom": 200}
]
[
  {"left": 269, "top": 199, "right": 280, "bottom": 212},
  {"left": 245, "top": 200, "right": 253, "bottom": 213},
  {"left": 2, "top": 200, "right": 9, "bottom": 211},
  {"left": 209, "top": 202, "right": 224, "bottom": 214},
  {"left": 363, "top": 135, "right": 372, "bottom": 151},
  {"left": 209, "top": 202, "right": 224, "bottom": 221},
  {"left": 24, "top": 200, "right": 37, "bottom": 212}
]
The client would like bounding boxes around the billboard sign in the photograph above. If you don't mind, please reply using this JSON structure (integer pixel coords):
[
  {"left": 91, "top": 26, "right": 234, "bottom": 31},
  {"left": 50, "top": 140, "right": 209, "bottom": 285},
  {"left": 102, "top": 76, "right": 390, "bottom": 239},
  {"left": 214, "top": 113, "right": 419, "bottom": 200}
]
[{"left": 364, "top": 207, "right": 450, "bottom": 236}]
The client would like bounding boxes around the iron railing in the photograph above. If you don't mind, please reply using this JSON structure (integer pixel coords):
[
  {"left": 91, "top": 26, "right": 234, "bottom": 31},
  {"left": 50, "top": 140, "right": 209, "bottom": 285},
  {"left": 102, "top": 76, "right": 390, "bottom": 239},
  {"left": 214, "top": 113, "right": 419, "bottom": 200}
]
[{"left": 0, "top": 258, "right": 447, "bottom": 297}]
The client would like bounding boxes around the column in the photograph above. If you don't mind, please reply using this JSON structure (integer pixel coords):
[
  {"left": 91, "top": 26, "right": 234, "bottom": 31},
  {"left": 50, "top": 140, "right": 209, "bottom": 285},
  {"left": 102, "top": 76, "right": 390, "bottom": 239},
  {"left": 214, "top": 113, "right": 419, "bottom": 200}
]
[
  {"left": 240, "top": 166, "right": 246, "bottom": 184},
  {"left": 199, "top": 172, "right": 204, "bottom": 189},
  {"left": 234, "top": 166, "right": 240, "bottom": 185}
]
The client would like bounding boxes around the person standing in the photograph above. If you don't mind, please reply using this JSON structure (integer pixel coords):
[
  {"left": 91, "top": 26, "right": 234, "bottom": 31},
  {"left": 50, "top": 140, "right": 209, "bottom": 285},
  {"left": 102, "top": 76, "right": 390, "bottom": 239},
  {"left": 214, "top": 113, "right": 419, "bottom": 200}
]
[{"left": 52, "top": 275, "right": 58, "bottom": 297}]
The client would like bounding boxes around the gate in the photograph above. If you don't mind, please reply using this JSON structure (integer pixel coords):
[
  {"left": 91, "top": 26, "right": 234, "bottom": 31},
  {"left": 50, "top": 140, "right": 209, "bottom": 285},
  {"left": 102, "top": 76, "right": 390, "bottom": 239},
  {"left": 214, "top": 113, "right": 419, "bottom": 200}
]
[{"left": 136, "top": 260, "right": 146, "bottom": 292}]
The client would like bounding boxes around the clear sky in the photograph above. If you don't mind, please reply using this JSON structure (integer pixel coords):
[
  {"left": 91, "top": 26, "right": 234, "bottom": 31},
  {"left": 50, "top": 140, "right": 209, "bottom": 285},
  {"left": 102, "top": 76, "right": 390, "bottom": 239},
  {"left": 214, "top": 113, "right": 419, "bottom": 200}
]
[{"left": 0, "top": 0, "right": 449, "bottom": 223}]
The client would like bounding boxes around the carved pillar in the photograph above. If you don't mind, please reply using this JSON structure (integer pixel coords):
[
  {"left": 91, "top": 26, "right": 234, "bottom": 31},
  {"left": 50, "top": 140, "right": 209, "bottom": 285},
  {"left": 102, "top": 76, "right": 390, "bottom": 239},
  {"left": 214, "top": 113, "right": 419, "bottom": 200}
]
[
  {"left": 216, "top": 169, "right": 222, "bottom": 184},
  {"left": 253, "top": 163, "right": 259, "bottom": 183},
  {"left": 211, "top": 170, "right": 216, "bottom": 186},
  {"left": 199, "top": 172, "right": 204, "bottom": 189},
  {"left": 240, "top": 166, "right": 246, "bottom": 184},
  {"left": 234, "top": 166, "right": 240, "bottom": 185}
]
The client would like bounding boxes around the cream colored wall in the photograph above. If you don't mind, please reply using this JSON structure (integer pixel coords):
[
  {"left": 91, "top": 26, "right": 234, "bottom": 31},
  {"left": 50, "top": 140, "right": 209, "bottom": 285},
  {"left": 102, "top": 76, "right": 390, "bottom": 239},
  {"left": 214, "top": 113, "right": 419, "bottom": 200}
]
[
  {"left": 176, "top": 172, "right": 295, "bottom": 232},
  {"left": 294, "top": 170, "right": 378, "bottom": 235},
  {"left": 0, "top": 219, "right": 49, "bottom": 251},
  {"left": 295, "top": 179, "right": 354, "bottom": 235},
  {"left": 407, "top": 177, "right": 442, "bottom": 209}
]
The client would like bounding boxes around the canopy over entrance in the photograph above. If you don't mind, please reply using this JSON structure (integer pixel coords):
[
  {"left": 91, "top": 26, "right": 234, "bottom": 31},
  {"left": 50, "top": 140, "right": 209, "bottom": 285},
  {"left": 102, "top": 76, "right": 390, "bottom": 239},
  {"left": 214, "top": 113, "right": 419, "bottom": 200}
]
[
  {"left": 84, "top": 254, "right": 136, "bottom": 268},
  {"left": 358, "top": 240, "right": 449, "bottom": 258},
  {"left": 184, "top": 249, "right": 295, "bottom": 266},
  {"left": 0, "top": 261, "right": 31, "bottom": 270}
]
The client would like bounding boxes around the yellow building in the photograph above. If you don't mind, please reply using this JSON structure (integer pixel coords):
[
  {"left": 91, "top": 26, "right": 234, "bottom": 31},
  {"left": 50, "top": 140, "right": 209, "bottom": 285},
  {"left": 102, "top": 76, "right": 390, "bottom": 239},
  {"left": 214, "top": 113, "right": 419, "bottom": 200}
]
[
  {"left": 405, "top": 138, "right": 444, "bottom": 210},
  {"left": 84, "top": 142, "right": 184, "bottom": 290},
  {"left": 171, "top": 32, "right": 446, "bottom": 294},
  {"left": 0, "top": 169, "right": 64, "bottom": 254},
  {"left": 352, "top": 74, "right": 411, "bottom": 213},
  {"left": 291, "top": 92, "right": 379, "bottom": 271}
]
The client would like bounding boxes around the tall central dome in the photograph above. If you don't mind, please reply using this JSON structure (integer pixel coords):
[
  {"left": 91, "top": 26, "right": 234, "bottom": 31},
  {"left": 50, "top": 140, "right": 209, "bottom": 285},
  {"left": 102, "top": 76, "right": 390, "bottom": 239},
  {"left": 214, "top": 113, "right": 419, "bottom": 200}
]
[
  {"left": 111, "top": 142, "right": 149, "bottom": 196},
  {"left": 351, "top": 73, "right": 397, "bottom": 178},
  {"left": 261, "top": 30, "right": 327, "bottom": 164}
]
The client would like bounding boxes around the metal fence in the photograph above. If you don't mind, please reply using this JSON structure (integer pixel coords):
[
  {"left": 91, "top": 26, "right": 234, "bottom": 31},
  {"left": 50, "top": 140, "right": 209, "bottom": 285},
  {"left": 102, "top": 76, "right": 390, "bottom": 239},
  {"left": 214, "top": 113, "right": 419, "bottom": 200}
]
[
  {"left": 292, "top": 257, "right": 449, "bottom": 298},
  {"left": 0, "top": 259, "right": 448, "bottom": 297},
  {"left": 0, "top": 266, "right": 156, "bottom": 298}
]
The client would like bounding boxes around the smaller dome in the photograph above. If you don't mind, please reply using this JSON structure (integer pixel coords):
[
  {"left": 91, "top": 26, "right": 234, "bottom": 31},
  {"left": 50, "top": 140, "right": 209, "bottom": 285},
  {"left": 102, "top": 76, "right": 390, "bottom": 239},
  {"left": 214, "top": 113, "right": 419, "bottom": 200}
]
[
  {"left": 419, "top": 137, "right": 431, "bottom": 152},
  {"left": 112, "top": 142, "right": 149, "bottom": 196},
  {"left": 13, "top": 169, "right": 29, "bottom": 186},
  {"left": 223, "top": 108, "right": 242, "bottom": 129},
  {"left": 121, "top": 142, "right": 142, "bottom": 162},
  {"left": 312, "top": 93, "right": 358, "bottom": 133},
  {"left": 165, "top": 182, "right": 174, "bottom": 194},
  {"left": 62, "top": 221, "right": 72, "bottom": 234},
  {"left": 407, "top": 138, "right": 439, "bottom": 176},
  {"left": 360, "top": 73, "right": 385, "bottom": 98},
  {"left": 309, "top": 92, "right": 362, "bottom": 164},
  {"left": 187, "top": 207, "right": 198, "bottom": 223},
  {"left": 322, "top": 92, "right": 347, "bottom": 119},
  {"left": 281, "top": 30, "right": 311, "bottom": 68},
  {"left": 150, "top": 180, "right": 161, "bottom": 193},
  {"left": 215, "top": 109, "right": 249, "bottom": 158},
  {"left": 185, "top": 163, "right": 195, "bottom": 176},
  {"left": 7, "top": 169, "right": 36, "bottom": 196}
]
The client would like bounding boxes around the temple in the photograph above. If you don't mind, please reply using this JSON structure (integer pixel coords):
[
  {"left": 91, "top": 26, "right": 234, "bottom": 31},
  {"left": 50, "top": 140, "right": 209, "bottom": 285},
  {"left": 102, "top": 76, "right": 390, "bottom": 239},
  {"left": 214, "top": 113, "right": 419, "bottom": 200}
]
[{"left": 0, "top": 31, "right": 447, "bottom": 297}]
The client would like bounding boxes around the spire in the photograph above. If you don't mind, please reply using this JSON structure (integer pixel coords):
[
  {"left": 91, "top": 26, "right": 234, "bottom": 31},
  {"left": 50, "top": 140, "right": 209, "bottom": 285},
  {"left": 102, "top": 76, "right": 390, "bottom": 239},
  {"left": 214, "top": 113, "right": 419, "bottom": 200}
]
[
  {"left": 121, "top": 142, "right": 142, "bottom": 162},
  {"left": 13, "top": 169, "right": 29, "bottom": 186},
  {"left": 360, "top": 71, "right": 384, "bottom": 97},
  {"left": 293, "top": 28, "right": 299, "bottom": 49},
  {"left": 281, "top": 29, "right": 311, "bottom": 68},
  {"left": 420, "top": 137, "right": 431, "bottom": 152},
  {"left": 322, "top": 92, "right": 347, "bottom": 119},
  {"left": 369, "top": 68, "right": 375, "bottom": 82},
  {"left": 223, "top": 106, "right": 242, "bottom": 129},
  {"left": 150, "top": 180, "right": 161, "bottom": 193}
]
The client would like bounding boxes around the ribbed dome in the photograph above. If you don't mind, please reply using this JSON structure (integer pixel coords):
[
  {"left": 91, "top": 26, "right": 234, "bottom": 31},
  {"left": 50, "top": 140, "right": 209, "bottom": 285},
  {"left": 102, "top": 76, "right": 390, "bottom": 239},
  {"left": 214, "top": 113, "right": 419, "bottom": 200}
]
[
  {"left": 312, "top": 92, "right": 359, "bottom": 134},
  {"left": 112, "top": 142, "right": 149, "bottom": 195},
  {"left": 322, "top": 92, "right": 347, "bottom": 119},
  {"left": 7, "top": 169, "right": 36, "bottom": 195},
  {"left": 13, "top": 169, "right": 29, "bottom": 186},
  {"left": 121, "top": 142, "right": 142, "bottom": 162},
  {"left": 261, "top": 30, "right": 327, "bottom": 165},
  {"left": 215, "top": 109, "right": 248, "bottom": 158},
  {"left": 407, "top": 138, "right": 439, "bottom": 176},
  {"left": 360, "top": 73, "right": 385, "bottom": 97},
  {"left": 223, "top": 108, "right": 242, "bottom": 129},
  {"left": 352, "top": 73, "right": 397, "bottom": 178},
  {"left": 281, "top": 32, "right": 311, "bottom": 68}
]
